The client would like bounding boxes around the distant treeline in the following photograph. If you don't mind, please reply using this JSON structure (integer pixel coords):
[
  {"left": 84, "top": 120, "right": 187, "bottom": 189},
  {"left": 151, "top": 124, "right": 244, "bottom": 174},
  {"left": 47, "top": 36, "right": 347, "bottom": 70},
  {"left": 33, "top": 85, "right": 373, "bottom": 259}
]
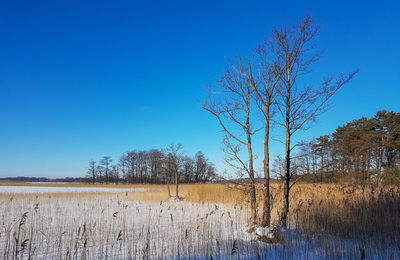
[
  {"left": 0, "top": 176, "right": 85, "bottom": 183},
  {"left": 86, "top": 145, "right": 216, "bottom": 184},
  {"left": 288, "top": 110, "right": 400, "bottom": 184}
]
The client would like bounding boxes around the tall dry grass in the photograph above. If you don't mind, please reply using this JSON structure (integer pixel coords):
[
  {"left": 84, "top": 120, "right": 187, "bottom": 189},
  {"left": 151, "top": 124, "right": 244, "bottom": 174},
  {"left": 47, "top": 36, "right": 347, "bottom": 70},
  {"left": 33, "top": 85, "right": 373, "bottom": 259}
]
[
  {"left": 290, "top": 184, "right": 400, "bottom": 245},
  {"left": 0, "top": 190, "right": 270, "bottom": 259},
  {"left": 174, "top": 182, "right": 400, "bottom": 246},
  {"left": 2, "top": 182, "right": 400, "bottom": 249}
]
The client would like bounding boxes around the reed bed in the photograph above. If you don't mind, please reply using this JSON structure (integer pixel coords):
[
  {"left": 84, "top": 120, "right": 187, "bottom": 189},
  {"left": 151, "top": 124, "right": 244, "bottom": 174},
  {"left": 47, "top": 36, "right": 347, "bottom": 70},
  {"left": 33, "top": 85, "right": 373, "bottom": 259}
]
[
  {"left": 1, "top": 193, "right": 268, "bottom": 259},
  {"left": 291, "top": 184, "right": 400, "bottom": 244},
  {"left": 1, "top": 182, "right": 399, "bottom": 259}
]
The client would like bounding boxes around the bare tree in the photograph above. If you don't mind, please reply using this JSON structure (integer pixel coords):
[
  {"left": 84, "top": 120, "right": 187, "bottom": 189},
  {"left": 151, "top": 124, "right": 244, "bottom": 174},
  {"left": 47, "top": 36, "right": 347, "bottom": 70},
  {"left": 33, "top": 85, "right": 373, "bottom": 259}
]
[
  {"left": 126, "top": 151, "right": 137, "bottom": 183},
  {"left": 87, "top": 160, "right": 96, "bottom": 184},
  {"left": 149, "top": 149, "right": 165, "bottom": 184},
  {"left": 96, "top": 165, "right": 104, "bottom": 183},
  {"left": 89, "top": 149, "right": 214, "bottom": 185},
  {"left": 271, "top": 16, "right": 358, "bottom": 227},
  {"left": 119, "top": 154, "right": 128, "bottom": 182},
  {"left": 100, "top": 156, "right": 112, "bottom": 184},
  {"left": 205, "top": 163, "right": 216, "bottom": 182},
  {"left": 253, "top": 44, "right": 285, "bottom": 227},
  {"left": 110, "top": 164, "right": 119, "bottom": 183},
  {"left": 194, "top": 151, "right": 207, "bottom": 182},
  {"left": 232, "top": 44, "right": 283, "bottom": 226},
  {"left": 203, "top": 57, "right": 258, "bottom": 224},
  {"left": 183, "top": 156, "right": 195, "bottom": 183},
  {"left": 165, "top": 143, "right": 183, "bottom": 198}
]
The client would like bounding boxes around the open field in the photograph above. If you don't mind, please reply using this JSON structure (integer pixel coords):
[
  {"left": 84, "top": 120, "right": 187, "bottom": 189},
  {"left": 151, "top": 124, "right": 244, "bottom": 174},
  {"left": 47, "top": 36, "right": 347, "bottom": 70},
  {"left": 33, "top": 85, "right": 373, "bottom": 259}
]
[{"left": 1, "top": 182, "right": 399, "bottom": 259}]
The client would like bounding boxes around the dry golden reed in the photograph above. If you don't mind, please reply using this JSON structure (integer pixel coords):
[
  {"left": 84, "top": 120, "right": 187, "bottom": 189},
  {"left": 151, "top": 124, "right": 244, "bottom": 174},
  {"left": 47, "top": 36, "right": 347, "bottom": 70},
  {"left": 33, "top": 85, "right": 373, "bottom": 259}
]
[{"left": 2, "top": 181, "right": 399, "bottom": 243}]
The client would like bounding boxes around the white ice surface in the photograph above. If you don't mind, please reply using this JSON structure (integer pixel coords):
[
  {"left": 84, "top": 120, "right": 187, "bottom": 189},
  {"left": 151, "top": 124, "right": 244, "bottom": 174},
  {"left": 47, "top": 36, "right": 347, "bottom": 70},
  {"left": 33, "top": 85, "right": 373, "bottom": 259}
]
[{"left": 0, "top": 185, "right": 146, "bottom": 194}]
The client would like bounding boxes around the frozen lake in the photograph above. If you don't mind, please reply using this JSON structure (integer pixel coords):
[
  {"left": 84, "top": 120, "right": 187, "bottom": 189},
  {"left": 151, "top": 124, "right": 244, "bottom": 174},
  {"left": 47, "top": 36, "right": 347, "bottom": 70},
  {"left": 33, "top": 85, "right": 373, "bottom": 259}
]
[{"left": 0, "top": 185, "right": 146, "bottom": 194}]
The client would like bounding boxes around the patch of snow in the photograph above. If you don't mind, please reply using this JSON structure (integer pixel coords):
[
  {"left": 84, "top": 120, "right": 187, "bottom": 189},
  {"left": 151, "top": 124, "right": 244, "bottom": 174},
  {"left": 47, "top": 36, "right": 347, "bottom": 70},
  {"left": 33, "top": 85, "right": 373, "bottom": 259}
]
[
  {"left": 0, "top": 196, "right": 258, "bottom": 259},
  {"left": 0, "top": 185, "right": 146, "bottom": 194},
  {"left": 169, "top": 196, "right": 183, "bottom": 202},
  {"left": 254, "top": 226, "right": 275, "bottom": 238}
]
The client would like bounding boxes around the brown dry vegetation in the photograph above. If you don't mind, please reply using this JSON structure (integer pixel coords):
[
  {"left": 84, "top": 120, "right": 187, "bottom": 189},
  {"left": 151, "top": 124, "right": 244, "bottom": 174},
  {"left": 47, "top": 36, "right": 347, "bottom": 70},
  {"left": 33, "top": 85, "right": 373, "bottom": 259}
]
[{"left": 2, "top": 181, "right": 399, "bottom": 244}]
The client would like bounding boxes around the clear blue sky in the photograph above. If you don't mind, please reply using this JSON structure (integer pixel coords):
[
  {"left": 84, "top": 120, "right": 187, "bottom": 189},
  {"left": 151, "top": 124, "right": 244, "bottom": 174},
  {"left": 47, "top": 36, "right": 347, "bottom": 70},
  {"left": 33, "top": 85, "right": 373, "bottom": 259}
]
[{"left": 0, "top": 0, "right": 399, "bottom": 178}]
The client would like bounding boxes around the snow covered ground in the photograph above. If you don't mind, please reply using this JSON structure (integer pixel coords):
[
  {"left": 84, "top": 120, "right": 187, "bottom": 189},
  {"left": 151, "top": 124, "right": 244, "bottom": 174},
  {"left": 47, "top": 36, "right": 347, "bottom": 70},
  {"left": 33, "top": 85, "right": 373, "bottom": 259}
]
[
  {"left": 0, "top": 191, "right": 267, "bottom": 259},
  {"left": 0, "top": 186, "right": 146, "bottom": 194},
  {"left": 0, "top": 186, "right": 398, "bottom": 259}
]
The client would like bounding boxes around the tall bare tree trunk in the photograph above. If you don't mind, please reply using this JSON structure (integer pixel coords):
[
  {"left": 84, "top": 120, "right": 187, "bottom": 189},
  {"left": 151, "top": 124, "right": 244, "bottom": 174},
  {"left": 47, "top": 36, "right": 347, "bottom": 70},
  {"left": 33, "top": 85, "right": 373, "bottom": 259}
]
[
  {"left": 261, "top": 112, "right": 271, "bottom": 227},
  {"left": 281, "top": 120, "right": 291, "bottom": 228},
  {"left": 246, "top": 106, "right": 257, "bottom": 224},
  {"left": 281, "top": 82, "right": 291, "bottom": 228}
]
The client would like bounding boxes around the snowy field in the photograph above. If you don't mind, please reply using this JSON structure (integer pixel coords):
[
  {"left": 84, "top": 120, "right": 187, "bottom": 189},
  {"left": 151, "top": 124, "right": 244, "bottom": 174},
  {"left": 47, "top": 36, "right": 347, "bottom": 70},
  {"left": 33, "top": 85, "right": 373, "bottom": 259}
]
[
  {"left": 0, "top": 186, "right": 146, "bottom": 194},
  {"left": 1, "top": 185, "right": 399, "bottom": 259},
  {"left": 0, "top": 190, "right": 267, "bottom": 259}
]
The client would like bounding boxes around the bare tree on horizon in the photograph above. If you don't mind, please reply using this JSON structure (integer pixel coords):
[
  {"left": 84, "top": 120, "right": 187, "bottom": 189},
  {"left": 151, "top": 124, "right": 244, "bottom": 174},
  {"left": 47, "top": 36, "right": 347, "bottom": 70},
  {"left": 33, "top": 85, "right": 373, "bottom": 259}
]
[
  {"left": 87, "top": 160, "right": 96, "bottom": 184},
  {"left": 100, "top": 156, "right": 112, "bottom": 184},
  {"left": 203, "top": 57, "right": 259, "bottom": 224},
  {"left": 165, "top": 143, "right": 183, "bottom": 198},
  {"left": 270, "top": 15, "right": 358, "bottom": 227}
]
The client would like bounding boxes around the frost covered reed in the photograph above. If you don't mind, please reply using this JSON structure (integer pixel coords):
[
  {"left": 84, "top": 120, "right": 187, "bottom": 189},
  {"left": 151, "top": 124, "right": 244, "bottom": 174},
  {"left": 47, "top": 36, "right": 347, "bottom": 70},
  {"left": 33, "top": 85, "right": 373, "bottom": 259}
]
[
  {"left": 0, "top": 193, "right": 269, "bottom": 259},
  {"left": 1, "top": 183, "right": 399, "bottom": 259}
]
